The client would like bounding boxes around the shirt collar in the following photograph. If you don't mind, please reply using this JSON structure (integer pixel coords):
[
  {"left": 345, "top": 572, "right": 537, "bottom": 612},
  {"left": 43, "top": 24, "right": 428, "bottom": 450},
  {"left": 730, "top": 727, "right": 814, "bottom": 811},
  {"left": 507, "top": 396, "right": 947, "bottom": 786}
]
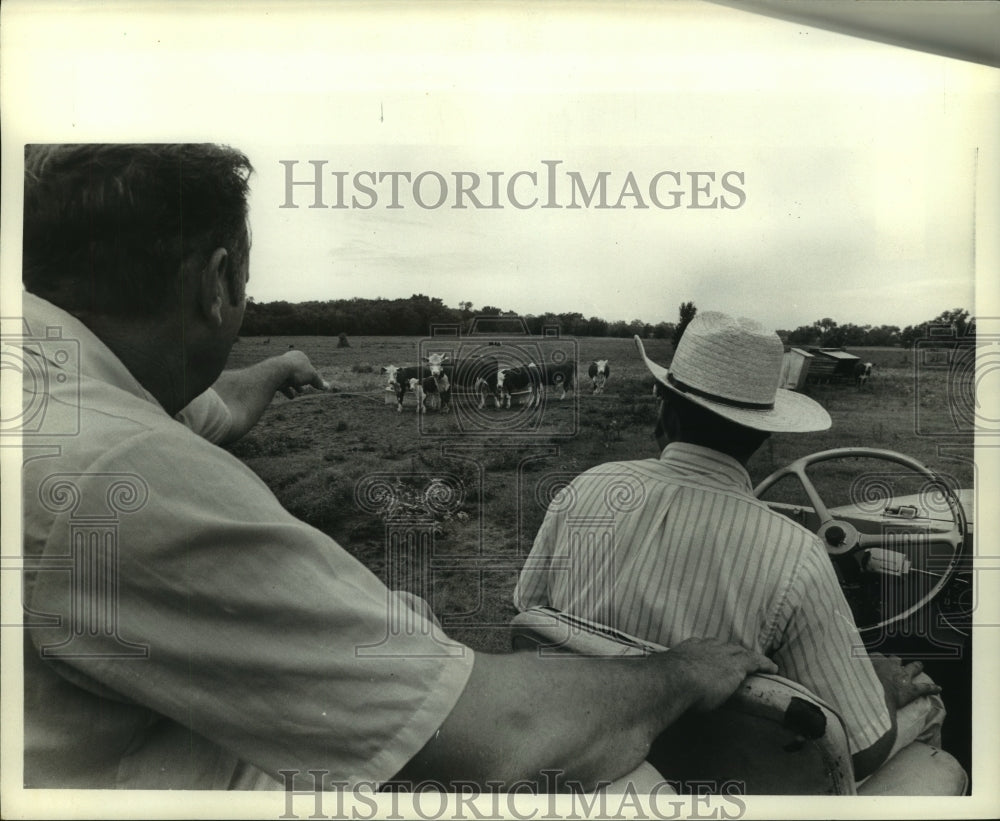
[
  {"left": 658, "top": 441, "right": 754, "bottom": 494},
  {"left": 19, "top": 291, "right": 163, "bottom": 408}
]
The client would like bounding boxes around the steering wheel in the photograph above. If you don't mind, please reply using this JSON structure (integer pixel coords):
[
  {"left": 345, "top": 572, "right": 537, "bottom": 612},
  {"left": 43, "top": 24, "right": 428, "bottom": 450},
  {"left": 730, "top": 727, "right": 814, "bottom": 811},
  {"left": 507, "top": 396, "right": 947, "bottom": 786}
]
[{"left": 754, "top": 448, "right": 967, "bottom": 634}]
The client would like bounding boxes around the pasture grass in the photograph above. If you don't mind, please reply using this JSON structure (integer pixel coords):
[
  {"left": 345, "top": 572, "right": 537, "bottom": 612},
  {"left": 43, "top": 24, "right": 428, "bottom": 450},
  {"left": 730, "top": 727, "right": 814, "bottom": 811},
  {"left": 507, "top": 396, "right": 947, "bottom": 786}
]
[{"left": 225, "top": 336, "right": 973, "bottom": 653}]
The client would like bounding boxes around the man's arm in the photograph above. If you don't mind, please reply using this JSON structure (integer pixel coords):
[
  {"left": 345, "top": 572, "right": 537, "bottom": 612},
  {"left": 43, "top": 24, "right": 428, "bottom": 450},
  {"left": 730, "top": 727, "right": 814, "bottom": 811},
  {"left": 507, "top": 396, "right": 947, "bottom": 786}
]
[
  {"left": 192, "top": 350, "right": 328, "bottom": 445},
  {"left": 392, "top": 638, "right": 777, "bottom": 791},
  {"left": 773, "top": 546, "right": 942, "bottom": 781},
  {"left": 852, "top": 655, "right": 941, "bottom": 779}
]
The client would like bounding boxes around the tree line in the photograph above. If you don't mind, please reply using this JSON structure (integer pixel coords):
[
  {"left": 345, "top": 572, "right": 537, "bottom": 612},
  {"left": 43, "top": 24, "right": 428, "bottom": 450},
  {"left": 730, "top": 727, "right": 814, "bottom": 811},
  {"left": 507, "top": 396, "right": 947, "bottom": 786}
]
[
  {"left": 777, "top": 308, "right": 974, "bottom": 348},
  {"left": 240, "top": 294, "right": 680, "bottom": 339},
  {"left": 240, "top": 295, "right": 973, "bottom": 348}
]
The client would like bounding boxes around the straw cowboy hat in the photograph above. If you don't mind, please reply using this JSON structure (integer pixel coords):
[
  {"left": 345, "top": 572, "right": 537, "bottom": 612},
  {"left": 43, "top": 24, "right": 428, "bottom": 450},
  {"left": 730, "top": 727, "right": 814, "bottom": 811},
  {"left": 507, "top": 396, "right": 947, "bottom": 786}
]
[{"left": 634, "top": 311, "right": 831, "bottom": 433}]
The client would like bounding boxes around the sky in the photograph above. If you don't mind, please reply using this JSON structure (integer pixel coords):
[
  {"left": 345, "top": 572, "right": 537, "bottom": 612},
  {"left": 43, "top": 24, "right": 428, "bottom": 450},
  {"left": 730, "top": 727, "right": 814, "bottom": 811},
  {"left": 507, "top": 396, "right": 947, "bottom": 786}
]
[{"left": 1, "top": 0, "right": 997, "bottom": 336}]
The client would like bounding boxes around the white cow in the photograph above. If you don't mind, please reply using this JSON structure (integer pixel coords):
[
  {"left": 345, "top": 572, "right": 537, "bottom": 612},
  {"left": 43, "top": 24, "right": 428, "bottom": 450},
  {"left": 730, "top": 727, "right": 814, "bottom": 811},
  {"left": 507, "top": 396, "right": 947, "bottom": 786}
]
[{"left": 408, "top": 377, "right": 426, "bottom": 413}]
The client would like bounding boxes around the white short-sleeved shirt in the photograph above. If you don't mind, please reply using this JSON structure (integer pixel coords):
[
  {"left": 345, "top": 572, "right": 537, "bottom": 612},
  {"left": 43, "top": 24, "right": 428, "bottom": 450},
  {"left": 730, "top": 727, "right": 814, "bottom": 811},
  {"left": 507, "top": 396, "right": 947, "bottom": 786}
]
[
  {"left": 174, "top": 386, "right": 232, "bottom": 444},
  {"left": 514, "top": 442, "right": 890, "bottom": 754},
  {"left": 17, "top": 292, "right": 475, "bottom": 789}
]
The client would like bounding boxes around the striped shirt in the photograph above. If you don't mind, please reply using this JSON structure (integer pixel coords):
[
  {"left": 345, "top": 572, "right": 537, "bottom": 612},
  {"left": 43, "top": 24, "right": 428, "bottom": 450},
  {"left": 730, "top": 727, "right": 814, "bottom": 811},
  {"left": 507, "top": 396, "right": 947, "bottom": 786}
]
[{"left": 514, "top": 441, "right": 891, "bottom": 754}]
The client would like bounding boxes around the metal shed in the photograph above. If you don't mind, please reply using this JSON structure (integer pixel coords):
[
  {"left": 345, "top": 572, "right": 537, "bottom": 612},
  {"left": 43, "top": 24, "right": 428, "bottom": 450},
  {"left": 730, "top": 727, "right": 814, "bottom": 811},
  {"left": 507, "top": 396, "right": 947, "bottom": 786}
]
[
  {"left": 780, "top": 348, "right": 814, "bottom": 391},
  {"left": 806, "top": 348, "right": 861, "bottom": 383}
]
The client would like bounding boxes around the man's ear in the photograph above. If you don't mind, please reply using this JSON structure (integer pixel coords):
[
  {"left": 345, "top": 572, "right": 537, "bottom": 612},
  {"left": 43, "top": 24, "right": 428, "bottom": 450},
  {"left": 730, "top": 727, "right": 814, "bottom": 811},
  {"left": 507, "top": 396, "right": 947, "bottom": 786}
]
[{"left": 197, "top": 248, "right": 231, "bottom": 327}]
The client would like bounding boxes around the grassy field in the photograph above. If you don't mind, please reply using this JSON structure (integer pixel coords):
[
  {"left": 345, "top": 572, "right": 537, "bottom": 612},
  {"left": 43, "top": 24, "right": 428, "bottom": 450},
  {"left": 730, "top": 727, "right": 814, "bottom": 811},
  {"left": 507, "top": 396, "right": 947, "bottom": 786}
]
[{"left": 224, "top": 335, "right": 974, "bottom": 653}]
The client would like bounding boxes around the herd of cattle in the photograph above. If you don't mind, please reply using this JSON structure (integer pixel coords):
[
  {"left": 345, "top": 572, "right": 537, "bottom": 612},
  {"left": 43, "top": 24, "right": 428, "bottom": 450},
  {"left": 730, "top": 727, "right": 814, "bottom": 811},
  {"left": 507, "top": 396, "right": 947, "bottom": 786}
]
[
  {"left": 377, "top": 355, "right": 874, "bottom": 412},
  {"left": 379, "top": 354, "right": 612, "bottom": 413}
]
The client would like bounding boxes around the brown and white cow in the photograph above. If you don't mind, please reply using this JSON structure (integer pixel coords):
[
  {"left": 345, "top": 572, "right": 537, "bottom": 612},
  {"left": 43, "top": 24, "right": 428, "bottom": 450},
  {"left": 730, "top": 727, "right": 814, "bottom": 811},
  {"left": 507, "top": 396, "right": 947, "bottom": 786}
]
[
  {"left": 474, "top": 368, "right": 501, "bottom": 409},
  {"left": 380, "top": 364, "right": 444, "bottom": 413},
  {"left": 533, "top": 361, "right": 576, "bottom": 400},
  {"left": 588, "top": 359, "right": 610, "bottom": 394},
  {"left": 422, "top": 352, "right": 452, "bottom": 413},
  {"left": 496, "top": 366, "right": 539, "bottom": 409},
  {"left": 380, "top": 365, "right": 409, "bottom": 412}
]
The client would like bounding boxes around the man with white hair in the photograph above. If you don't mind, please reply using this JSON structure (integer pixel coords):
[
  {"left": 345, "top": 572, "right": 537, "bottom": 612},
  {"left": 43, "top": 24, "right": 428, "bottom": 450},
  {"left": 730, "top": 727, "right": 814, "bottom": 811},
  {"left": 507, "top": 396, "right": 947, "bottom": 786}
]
[{"left": 515, "top": 311, "right": 961, "bottom": 791}]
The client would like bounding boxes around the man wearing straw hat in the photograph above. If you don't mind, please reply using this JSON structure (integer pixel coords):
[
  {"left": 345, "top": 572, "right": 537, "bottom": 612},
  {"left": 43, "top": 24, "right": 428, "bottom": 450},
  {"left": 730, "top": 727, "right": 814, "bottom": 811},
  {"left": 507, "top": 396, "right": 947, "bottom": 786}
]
[{"left": 514, "top": 311, "right": 957, "bottom": 789}]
